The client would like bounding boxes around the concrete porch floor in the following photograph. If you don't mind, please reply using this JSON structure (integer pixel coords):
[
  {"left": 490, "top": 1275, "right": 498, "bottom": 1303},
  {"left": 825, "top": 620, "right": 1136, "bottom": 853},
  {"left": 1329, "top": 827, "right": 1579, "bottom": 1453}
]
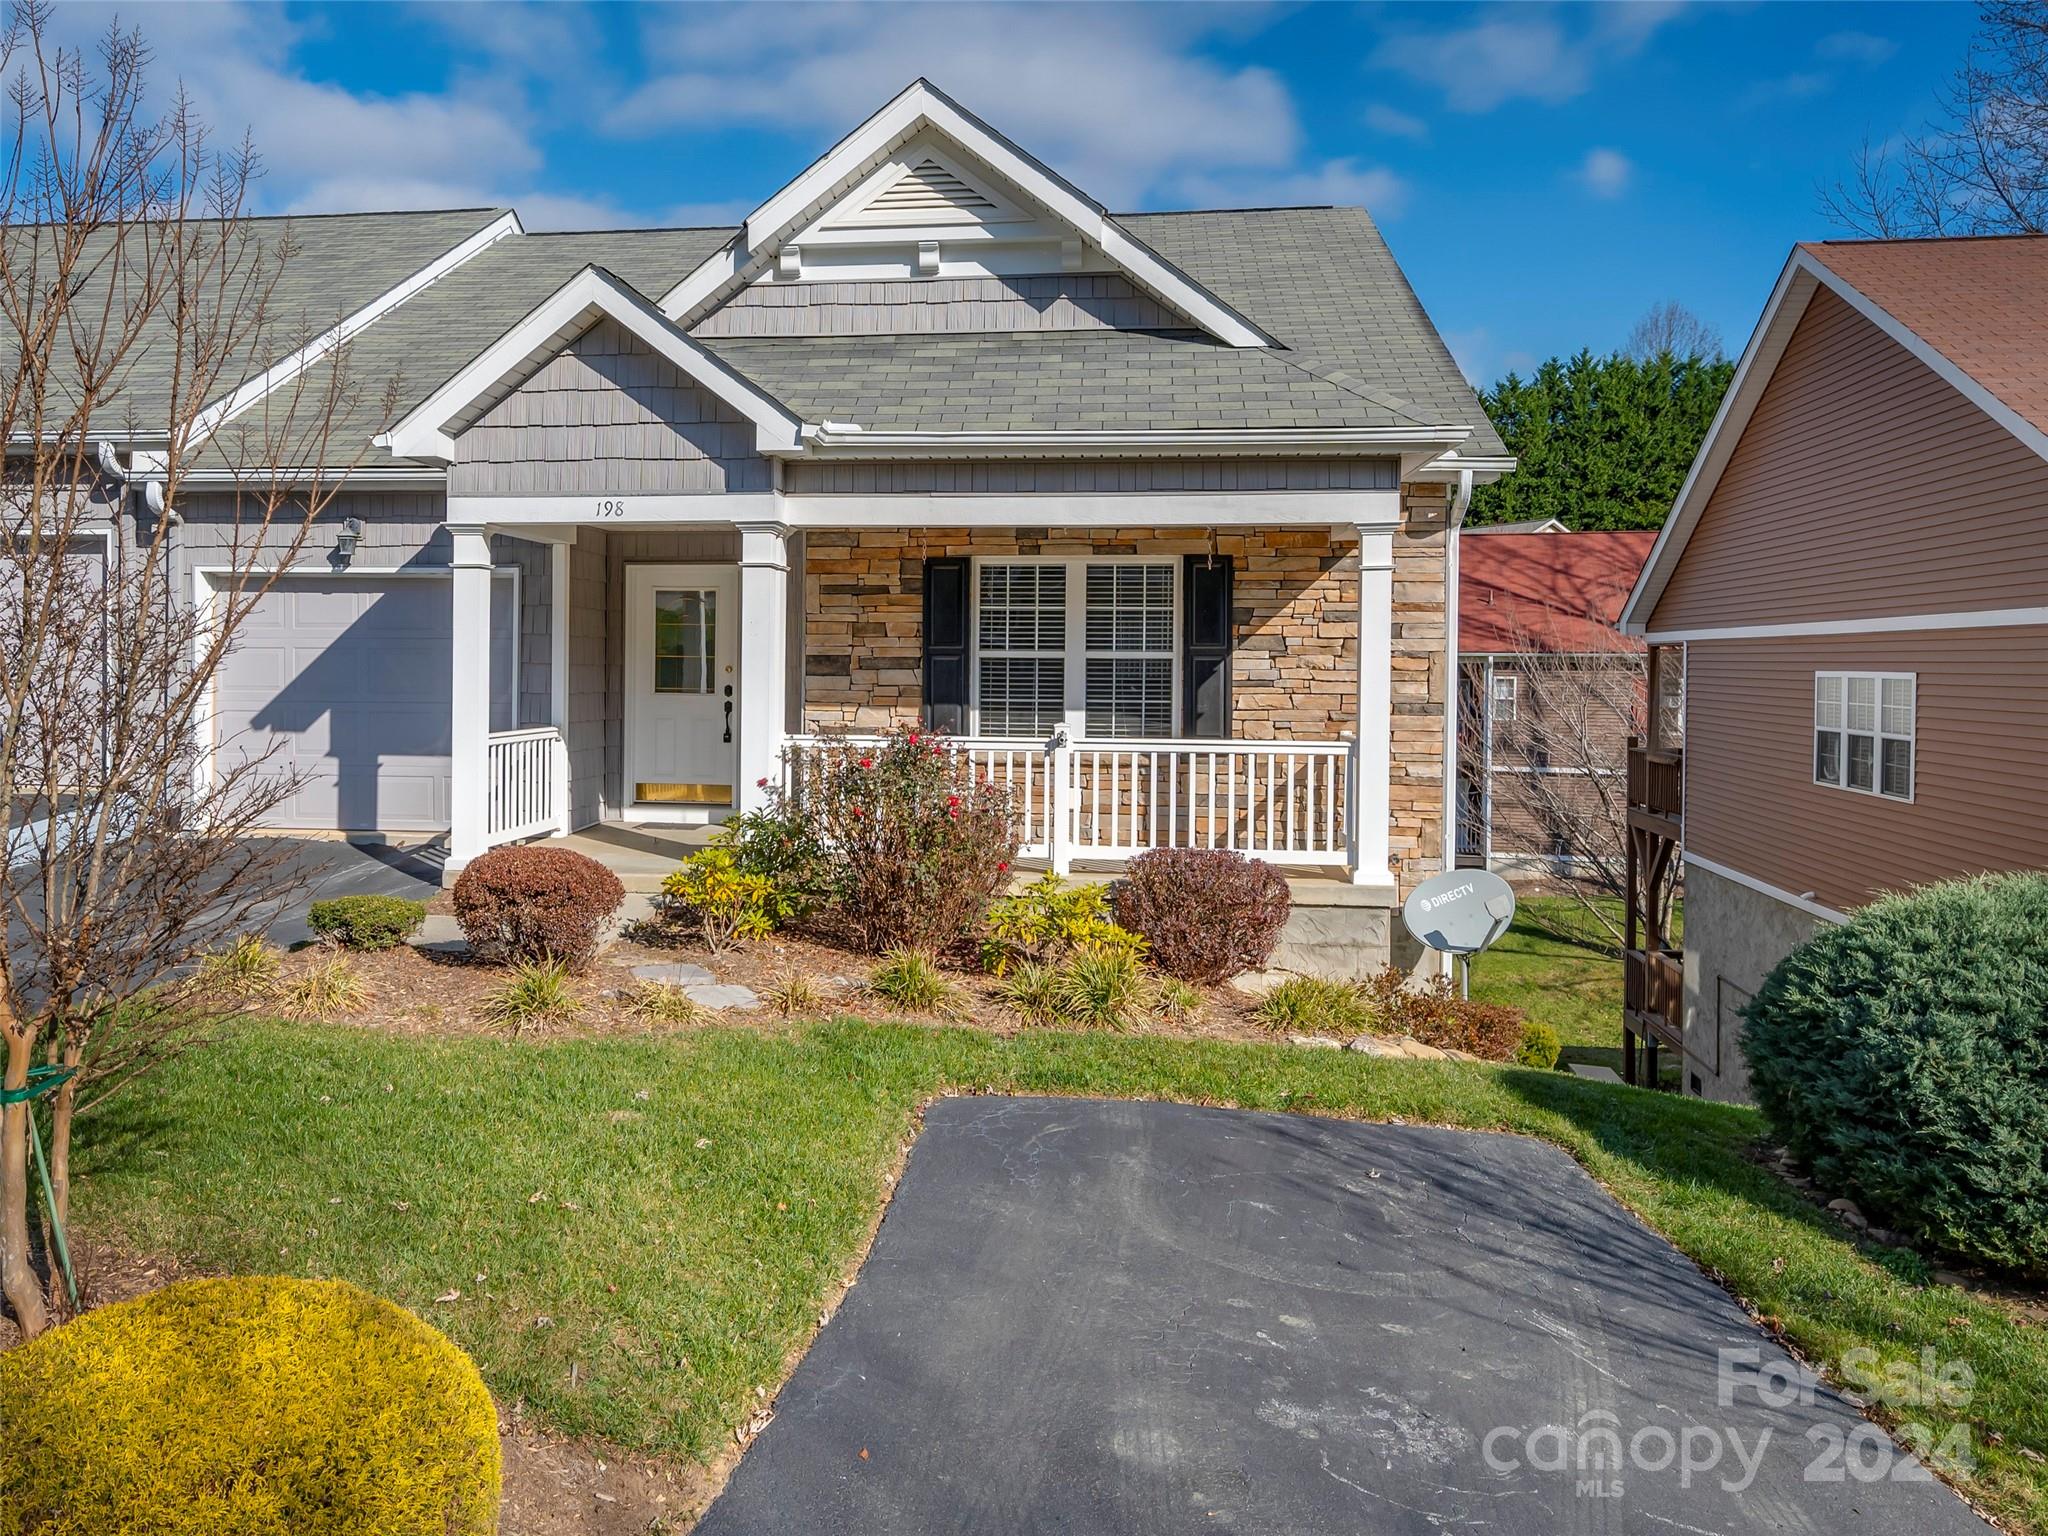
[{"left": 556, "top": 821, "right": 1407, "bottom": 978}]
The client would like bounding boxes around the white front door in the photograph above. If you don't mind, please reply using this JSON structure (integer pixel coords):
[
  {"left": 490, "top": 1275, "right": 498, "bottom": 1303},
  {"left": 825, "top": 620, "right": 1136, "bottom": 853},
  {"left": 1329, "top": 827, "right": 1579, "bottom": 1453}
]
[{"left": 625, "top": 564, "right": 738, "bottom": 818}]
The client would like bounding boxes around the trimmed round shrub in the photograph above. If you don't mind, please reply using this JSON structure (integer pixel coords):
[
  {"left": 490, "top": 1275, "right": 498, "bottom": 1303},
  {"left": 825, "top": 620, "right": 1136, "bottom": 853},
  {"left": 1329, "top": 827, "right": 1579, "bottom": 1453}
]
[
  {"left": 1515, "top": 1019, "right": 1563, "bottom": 1071},
  {"left": 1111, "top": 849, "right": 1290, "bottom": 983},
  {"left": 307, "top": 893, "right": 427, "bottom": 951},
  {"left": 0, "top": 1276, "right": 500, "bottom": 1536},
  {"left": 1745, "top": 872, "right": 2048, "bottom": 1275},
  {"left": 452, "top": 844, "right": 623, "bottom": 968}
]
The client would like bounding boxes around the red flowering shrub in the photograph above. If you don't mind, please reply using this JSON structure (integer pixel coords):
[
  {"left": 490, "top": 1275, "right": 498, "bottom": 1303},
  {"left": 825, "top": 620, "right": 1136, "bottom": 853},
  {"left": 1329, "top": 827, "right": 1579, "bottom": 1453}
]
[
  {"left": 1359, "top": 966, "right": 1527, "bottom": 1061},
  {"left": 452, "top": 845, "right": 624, "bottom": 968},
  {"left": 782, "top": 725, "right": 1019, "bottom": 952},
  {"left": 1110, "top": 849, "right": 1290, "bottom": 983}
]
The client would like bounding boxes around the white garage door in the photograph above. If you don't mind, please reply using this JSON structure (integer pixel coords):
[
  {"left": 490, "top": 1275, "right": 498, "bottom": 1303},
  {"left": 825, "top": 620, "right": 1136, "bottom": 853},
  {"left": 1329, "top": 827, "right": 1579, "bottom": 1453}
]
[{"left": 211, "top": 574, "right": 514, "bottom": 833}]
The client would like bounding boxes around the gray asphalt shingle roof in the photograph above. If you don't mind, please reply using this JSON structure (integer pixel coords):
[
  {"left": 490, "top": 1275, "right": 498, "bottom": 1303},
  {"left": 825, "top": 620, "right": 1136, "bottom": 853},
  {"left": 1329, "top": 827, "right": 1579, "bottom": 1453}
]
[
  {"left": 149, "top": 201, "right": 1502, "bottom": 464},
  {"left": 699, "top": 328, "right": 1430, "bottom": 432}
]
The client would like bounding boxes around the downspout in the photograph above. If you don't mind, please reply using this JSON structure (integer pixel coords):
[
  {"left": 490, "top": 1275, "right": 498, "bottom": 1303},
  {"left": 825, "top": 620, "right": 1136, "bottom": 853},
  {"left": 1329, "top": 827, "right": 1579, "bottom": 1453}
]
[
  {"left": 1440, "top": 468, "right": 1472, "bottom": 979},
  {"left": 1441, "top": 466, "right": 1472, "bottom": 872}
]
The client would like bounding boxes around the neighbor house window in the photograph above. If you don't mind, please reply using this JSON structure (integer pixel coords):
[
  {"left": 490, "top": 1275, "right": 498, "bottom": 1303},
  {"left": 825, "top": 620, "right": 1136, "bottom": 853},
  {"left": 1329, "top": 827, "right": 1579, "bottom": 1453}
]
[
  {"left": 1491, "top": 672, "right": 1518, "bottom": 725},
  {"left": 1814, "top": 671, "right": 1913, "bottom": 800},
  {"left": 972, "top": 557, "right": 1177, "bottom": 738}
]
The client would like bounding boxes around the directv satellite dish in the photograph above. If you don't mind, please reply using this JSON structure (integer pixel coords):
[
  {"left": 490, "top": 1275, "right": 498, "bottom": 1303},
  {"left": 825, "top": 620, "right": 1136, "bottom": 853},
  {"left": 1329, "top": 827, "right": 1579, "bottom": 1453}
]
[{"left": 1402, "top": 869, "right": 1517, "bottom": 996}]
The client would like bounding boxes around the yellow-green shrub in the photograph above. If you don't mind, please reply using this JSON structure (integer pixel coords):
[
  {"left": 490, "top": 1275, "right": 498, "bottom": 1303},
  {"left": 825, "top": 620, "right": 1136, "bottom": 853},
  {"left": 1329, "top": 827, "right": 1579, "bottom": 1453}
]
[{"left": 0, "top": 1275, "right": 500, "bottom": 1536}]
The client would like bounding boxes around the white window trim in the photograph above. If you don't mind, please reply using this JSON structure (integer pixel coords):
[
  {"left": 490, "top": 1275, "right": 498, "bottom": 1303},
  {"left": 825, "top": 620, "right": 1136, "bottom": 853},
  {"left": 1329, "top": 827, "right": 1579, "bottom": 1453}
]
[
  {"left": 967, "top": 554, "right": 1181, "bottom": 739},
  {"left": 1490, "top": 671, "right": 1518, "bottom": 725},
  {"left": 1813, "top": 669, "right": 1914, "bottom": 804}
]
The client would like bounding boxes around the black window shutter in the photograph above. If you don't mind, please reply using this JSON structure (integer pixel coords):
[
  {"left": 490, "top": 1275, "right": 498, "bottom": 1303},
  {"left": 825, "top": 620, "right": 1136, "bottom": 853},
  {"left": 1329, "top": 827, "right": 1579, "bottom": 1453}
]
[
  {"left": 1182, "top": 554, "right": 1233, "bottom": 739},
  {"left": 922, "top": 557, "right": 971, "bottom": 733}
]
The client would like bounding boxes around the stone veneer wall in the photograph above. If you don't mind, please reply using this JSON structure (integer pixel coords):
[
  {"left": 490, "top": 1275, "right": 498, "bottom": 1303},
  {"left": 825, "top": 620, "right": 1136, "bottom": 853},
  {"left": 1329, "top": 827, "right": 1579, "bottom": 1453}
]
[{"left": 800, "top": 483, "right": 1450, "bottom": 890}]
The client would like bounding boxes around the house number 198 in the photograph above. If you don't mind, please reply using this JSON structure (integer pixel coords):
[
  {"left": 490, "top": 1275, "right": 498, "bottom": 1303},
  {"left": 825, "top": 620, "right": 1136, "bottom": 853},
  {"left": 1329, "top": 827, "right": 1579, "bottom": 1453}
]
[{"left": 595, "top": 499, "right": 627, "bottom": 517}]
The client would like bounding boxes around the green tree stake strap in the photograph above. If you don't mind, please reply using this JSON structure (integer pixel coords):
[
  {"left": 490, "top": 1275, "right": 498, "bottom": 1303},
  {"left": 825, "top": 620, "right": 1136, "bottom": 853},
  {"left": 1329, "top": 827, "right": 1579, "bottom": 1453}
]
[{"left": 1, "top": 1065, "right": 79, "bottom": 1310}]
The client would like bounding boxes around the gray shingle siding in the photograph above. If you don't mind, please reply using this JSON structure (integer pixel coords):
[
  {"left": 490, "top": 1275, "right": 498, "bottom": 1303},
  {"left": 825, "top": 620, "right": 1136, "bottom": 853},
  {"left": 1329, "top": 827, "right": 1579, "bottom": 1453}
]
[{"left": 450, "top": 317, "right": 770, "bottom": 496}]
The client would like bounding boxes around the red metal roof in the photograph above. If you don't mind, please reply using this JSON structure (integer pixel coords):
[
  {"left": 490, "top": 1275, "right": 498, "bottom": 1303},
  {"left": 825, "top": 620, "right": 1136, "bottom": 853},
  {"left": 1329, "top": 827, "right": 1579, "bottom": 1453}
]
[
  {"left": 1460, "top": 529, "right": 1657, "bottom": 654},
  {"left": 1801, "top": 235, "right": 2048, "bottom": 438}
]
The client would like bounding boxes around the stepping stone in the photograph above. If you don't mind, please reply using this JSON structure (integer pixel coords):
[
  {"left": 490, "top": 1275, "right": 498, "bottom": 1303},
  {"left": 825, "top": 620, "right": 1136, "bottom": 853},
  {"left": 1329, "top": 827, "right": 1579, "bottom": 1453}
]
[
  {"left": 683, "top": 983, "right": 759, "bottom": 1011},
  {"left": 1569, "top": 1063, "right": 1624, "bottom": 1084},
  {"left": 632, "top": 962, "right": 715, "bottom": 987},
  {"left": 409, "top": 914, "right": 469, "bottom": 956}
]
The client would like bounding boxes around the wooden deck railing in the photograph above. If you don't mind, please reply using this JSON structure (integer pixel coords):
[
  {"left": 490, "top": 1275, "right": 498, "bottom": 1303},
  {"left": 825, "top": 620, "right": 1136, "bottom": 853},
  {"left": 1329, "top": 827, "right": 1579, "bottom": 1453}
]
[{"left": 1624, "top": 734, "right": 1684, "bottom": 1088}]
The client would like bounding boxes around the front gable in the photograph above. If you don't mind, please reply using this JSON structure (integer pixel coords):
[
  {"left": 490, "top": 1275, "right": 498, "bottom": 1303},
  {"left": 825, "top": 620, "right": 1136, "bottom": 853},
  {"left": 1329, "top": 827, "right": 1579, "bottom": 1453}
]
[
  {"left": 659, "top": 80, "right": 1269, "bottom": 349},
  {"left": 449, "top": 317, "right": 771, "bottom": 498}
]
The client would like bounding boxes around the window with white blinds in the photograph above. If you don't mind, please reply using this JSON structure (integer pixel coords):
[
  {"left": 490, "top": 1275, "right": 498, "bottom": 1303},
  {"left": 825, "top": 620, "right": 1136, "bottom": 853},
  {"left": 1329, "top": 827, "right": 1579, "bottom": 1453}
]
[
  {"left": 970, "top": 558, "right": 1179, "bottom": 738},
  {"left": 1814, "top": 671, "right": 1913, "bottom": 801},
  {"left": 976, "top": 563, "right": 1066, "bottom": 736},
  {"left": 1085, "top": 563, "right": 1174, "bottom": 738}
]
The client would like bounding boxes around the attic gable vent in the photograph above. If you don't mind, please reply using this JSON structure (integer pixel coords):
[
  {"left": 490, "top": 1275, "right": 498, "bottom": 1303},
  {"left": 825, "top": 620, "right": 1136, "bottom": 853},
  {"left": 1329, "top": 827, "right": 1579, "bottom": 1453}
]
[{"left": 870, "top": 159, "right": 999, "bottom": 215}]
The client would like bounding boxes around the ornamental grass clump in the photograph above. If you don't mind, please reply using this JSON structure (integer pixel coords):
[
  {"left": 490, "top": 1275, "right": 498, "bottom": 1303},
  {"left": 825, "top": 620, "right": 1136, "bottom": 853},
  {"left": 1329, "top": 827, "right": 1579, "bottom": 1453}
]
[
  {"left": 452, "top": 845, "right": 623, "bottom": 968},
  {"left": 1744, "top": 872, "right": 2048, "bottom": 1275},
  {"left": 0, "top": 1276, "right": 500, "bottom": 1536},
  {"left": 867, "top": 948, "right": 959, "bottom": 1016},
  {"left": 1254, "top": 976, "right": 1371, "bottom": 1035},
  {"left": 783, "top": 725, "right": 1019, "bottom": 952}
]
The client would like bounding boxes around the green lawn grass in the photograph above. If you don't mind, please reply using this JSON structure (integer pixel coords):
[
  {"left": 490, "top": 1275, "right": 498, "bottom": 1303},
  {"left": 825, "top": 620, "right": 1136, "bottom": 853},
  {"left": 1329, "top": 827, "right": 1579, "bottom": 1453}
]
[
  {"left": 76, "top": 1016, "right": 2048, "bottom": 1533},
  {"left": 1467, "top": 894, "right": 1682, "bottom": 1078}
]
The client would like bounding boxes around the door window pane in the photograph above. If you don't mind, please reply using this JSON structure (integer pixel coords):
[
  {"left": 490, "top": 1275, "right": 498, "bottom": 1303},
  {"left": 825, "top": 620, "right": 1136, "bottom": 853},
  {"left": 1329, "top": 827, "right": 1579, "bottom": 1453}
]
[{"left": 654, "top": 589, "right": 715, "bottom": 694}]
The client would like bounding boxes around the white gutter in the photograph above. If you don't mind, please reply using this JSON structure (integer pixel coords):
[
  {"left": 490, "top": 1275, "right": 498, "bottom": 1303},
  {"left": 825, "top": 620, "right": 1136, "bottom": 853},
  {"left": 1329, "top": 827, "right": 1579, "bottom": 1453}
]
[
  {"left": 1442, "top": 466, "right": 1473, "bottom": 912},
  {"left": 798, "top": 425, "right": 1471, "bottom": 458}
]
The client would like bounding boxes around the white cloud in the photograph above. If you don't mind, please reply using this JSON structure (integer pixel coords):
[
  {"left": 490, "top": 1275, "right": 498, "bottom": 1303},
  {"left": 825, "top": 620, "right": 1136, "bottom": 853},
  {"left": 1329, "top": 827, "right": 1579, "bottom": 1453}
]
[
  {"left": 1364, "top": 102, "right": 1429, "bottom": 140},
  {"left": 1576, "top": 148, "right": 1633, "bottom": 198},
  {"left": 603, "top": 3, "right": 1302, "bottom": 209},
  {"left": 37, "top": 2, "right": 625, "bottom": 223},
  {"left": 1735, "top": 70, "right": 1833, "bottom": 111},
  {"left": 1816, "top": 30, "right": 1898, "bottom": 67},
  {"left": 1372, "top": 4, "right": 1688, "bottom": 114}
]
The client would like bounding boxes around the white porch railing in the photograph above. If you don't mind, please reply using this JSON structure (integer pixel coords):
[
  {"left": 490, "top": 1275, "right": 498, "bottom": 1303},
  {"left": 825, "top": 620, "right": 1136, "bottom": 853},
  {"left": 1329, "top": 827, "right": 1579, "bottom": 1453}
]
[
  {"left": 781, "top": 733, "right": 1355, "bottom": 873},
  {"left": 486, "top": 726, "right": 567, "bottom": 846}
]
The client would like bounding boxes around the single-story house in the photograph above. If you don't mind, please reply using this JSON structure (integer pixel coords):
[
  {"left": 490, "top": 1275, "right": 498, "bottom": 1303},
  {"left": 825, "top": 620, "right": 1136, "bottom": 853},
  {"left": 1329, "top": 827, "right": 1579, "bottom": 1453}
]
[
  {"left": 1456, "top": 528, "right": 1655, "bottom": 871},
  {"left": 92, "top": 81, "right": 1514, "bottom": 970},
  {"left": 1620, "top": 233, "right": 2048, "bottom": 1100}
]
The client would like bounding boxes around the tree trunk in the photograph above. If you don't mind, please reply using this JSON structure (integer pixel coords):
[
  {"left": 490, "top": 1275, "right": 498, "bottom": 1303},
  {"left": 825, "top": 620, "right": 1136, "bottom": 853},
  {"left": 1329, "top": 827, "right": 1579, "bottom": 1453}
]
[
  {"left": 48, "top": 1040, "right": 79, "bottom": 1230},
  {"left": 1, "top": 1022, "right": 50, "bottom": 1339}
]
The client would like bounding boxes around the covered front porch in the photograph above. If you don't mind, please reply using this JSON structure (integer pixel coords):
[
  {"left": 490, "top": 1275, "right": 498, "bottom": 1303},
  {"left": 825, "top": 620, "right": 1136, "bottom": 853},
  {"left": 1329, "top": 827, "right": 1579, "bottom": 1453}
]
[{"left": 445, "top": 512, "right": 1414, "bottom": 899}]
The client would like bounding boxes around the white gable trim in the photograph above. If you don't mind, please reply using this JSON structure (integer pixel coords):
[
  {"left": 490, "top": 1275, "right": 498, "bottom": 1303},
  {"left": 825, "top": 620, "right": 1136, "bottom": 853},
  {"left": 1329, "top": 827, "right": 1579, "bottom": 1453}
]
[
  {"left": 383, "top": 265, "right": 805, "bottom": 463},
  {"left": 657, "top": 79, "right": 1274, "bottom": 349},
  {"left": 1622, "top": 244, "right": 2048, "bottom": 634},
  {"left": 194, "top": 210, "right": 522, "bottom": 445}
]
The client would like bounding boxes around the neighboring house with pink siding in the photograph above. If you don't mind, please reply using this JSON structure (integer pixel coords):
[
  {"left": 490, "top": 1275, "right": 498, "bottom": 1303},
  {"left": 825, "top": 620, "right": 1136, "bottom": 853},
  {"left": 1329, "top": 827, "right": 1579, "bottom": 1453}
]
[{"left": 1621, "top": 234, "right": 2048, "bottom": 1102}]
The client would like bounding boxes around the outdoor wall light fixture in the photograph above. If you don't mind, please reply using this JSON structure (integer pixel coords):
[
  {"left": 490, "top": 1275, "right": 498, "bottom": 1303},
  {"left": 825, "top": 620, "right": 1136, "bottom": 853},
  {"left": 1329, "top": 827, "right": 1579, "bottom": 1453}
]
[{"left": 333, "top": 516, "right": 364, "bottom": 566}]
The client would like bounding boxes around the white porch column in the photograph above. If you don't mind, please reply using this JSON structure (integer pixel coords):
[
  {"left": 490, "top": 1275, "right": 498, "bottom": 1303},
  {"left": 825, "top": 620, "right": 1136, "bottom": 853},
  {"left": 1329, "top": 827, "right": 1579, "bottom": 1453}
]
[
  {"left": 448, "top": 523, "right": 495, "bottom": 874},
  {"left": 1351, "top": 526, "right": 1398, "bottom": 896},
  {"left": 735, "top": 521, "right": 791, "bottom": 815},
  {"left": 549, "top": 534, "right": 573, "bottom": 836}
]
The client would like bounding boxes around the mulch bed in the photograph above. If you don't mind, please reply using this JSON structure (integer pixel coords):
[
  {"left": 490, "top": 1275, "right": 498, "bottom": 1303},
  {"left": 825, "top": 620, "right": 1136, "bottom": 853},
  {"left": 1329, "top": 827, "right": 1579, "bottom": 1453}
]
[{"left": 267, "top": 916, "right": 1291, "bottom": 1046}]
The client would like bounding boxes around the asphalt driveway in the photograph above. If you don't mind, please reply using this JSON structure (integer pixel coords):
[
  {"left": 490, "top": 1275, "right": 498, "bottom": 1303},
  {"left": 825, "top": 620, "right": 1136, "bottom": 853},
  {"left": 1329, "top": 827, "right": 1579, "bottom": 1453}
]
[{"left": 696, "top": 1096, "right": 1993, "bottom": 1535}]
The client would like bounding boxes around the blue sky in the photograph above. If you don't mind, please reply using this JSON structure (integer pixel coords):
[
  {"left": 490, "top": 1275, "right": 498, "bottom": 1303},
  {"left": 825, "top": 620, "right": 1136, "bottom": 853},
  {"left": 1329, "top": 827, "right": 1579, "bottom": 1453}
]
[{"left": 72, "top": 2, "right": 1980, "bottom": 387}]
